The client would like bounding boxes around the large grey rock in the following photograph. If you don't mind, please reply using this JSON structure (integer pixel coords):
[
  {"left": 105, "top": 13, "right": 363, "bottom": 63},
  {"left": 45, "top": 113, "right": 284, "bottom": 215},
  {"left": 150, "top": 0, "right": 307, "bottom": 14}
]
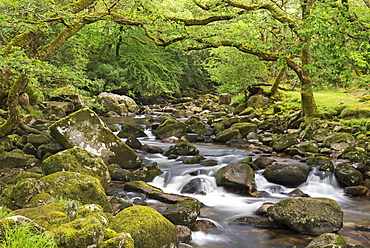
[
  {"left": 334, "top": 163, "right": 363, "bottom": 186},
  {"left": 216, "top": 163, "right": 255, "bottom": 194},
  {"left": 163, "top": 199, "right": 201, "bottom": 228},
  {"left": 97, "top": 92, "right": 138, "bottom": 115},
  {"left": 263, "top": 163, "right": 311, "bottom": 187},
  {"left": 267, "top": 197, "right": 343, "bottom": 235},
  {"left": 272, "top": 133, "right": 299, "bottom": 152},
  {"left": 164, "top": 141, "right": 199, "bottom": 156},
  {"left": 322, "top": 133, "right": 356, "bottom": 151},
  {"left": 49, "top": 108, "right": 142, "bottom": 169},
  {"left": 153, "top": 118, "right": 188, "bottom": 140}
]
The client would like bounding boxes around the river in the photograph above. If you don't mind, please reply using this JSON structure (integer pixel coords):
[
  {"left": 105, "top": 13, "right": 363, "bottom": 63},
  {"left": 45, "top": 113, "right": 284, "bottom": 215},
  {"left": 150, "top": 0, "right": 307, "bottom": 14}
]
[{"left": 103, "top": 116, "right": 370, "bottom": 248}]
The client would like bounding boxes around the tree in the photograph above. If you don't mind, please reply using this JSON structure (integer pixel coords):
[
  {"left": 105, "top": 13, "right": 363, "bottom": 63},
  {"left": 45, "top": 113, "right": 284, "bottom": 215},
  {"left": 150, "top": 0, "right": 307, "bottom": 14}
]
[{"left": 0, "top": 0, "right": 142, "bottom": 137}]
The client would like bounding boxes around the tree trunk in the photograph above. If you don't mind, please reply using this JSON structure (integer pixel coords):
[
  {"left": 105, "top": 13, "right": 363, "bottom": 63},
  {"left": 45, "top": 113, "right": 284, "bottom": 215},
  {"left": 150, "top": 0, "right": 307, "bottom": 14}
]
[
  {"left": 0, "top": 73, "right": 28, "bottom": 137},
  {"left": 270, "top": 66, "right": 286, "bottom": 95}
]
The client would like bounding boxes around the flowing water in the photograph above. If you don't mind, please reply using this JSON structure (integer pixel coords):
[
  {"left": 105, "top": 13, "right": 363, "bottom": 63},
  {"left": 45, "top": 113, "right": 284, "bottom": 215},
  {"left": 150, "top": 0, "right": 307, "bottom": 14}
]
[{"left": 103, "top": 116, "right": 370, "bottom": 248}]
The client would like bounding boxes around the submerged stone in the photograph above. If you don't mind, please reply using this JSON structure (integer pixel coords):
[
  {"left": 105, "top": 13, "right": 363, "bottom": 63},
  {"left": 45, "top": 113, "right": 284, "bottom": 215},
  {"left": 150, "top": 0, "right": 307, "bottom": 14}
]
[
  {"left": 49, "top": 108, "right": 142, "bottom": 169},
  {"left": 305, "top": 233, "right": 347, "bottom": 248}
]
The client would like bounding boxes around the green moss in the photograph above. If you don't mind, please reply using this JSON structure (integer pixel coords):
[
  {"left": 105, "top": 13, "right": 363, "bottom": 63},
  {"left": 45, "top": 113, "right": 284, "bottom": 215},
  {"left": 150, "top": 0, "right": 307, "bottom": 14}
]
[
  {"left": 130, "top": 181, "right": 163, "bottom": 192},
  {"left": 52, "top": 217, "right": 105, "bottom": 248},
  {"left": 14, "top": 201, "right": 79, "bottom": 229},
  {"left": 110, "top": 206, "right": 176, "bottom": 248},
  {"left": 103, "top": 228, "right": 117, "bottom": 240},
  {"left": 75, "top": 204, "right": 108, "bottom": 227},
  {"left": 101, "top": 232, "right": 134, "bottom": 248},
  {"left": 24, "top": 193, "right": 57, "bottom": 208}
]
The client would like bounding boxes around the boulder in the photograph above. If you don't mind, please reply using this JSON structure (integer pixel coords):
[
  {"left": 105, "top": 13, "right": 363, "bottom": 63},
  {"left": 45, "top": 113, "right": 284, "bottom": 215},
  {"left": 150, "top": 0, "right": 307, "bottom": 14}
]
[
  {"left": 163, "top": 199, "right": 201, "bottom": 228},
  {"left": 230, "top": 122, "right": 258, "bottom": 137},
  {"left": 14, "top": 201, "right": 79, "bottom": 229},
  {"left": 247, "top": 95, "right": 269, "bottom": 108},
  {"left": 164, "top": 141, "right": 199, "bottom": 156},
  {"left": 0, "top": 150, "right": 37, "bottom": 169},
  {"left": 180, "top": 178, "right": 206, "bottom": 195},
  {"left": 293, "top": 140, "right": 320, "bottom": 154},
  {"left": 110, "top": 205, "right": 177, "bottom": 248},
  {"left": 108, "top": 163, "right": 162, "bottom": 182},
  {"left": 40, "top": 147, "right": 111, "bottom": 188},
  {"left": 215, "top": 128, "right": 241, "bottom": 143},
  {"left": 41, "top": 171, "right": 112, "bottom": 212},
  {"left": 338, "top": 146, "right": 368, "bottom": 162},
  {"left": 322, "top": 133, "right": 356, "bottom": 151},
  {"left": 140, "top": 144, "right": 163, "bottom": 154},
  {"left": 97, "top": 92, "right": 138, "bottom": 115},
  {"left": 75, "top": 204, "right": 108, "bottom": 227},
  {"left": 117, "top": 124, "right": 147, "bottom": 138},
  {"left": 254, "top": 157, "right": 276, "bottom": 169},
  {"left": 267, "top": 197, "right": 343, "bottom": 235},
  {"left": 12, "top": 178, "right": 46, "bottom": 207},
  {"left": 49, "top": 108, "right": 142, "bottom": 169},
  {"left": 219, "top": 93, "right": 231, "bottom": 105},
  {"left": 306, "top": 156, "right": 334, "bottom": 172},
  {"left": 153, "top": 118, "right": 188, "bottom": 140},
  {"left": 182, "top": 155, "right": 205, "bottom": 164},
  {"left": 53, "top": 217, "right": 105, "bottom": 248},
  {"left": 305, "top": 233, "right": 346, "bottom": 248},
  {"left": 100, "top": 233, "right": 135, "bottom": 248},
  {"left": 334, "top": 163, "right": 363, "bottom": 186},
  {"left": 263, "top": 163, "right": 311, "bottom": 187},
  {"left": 343, "top": 186, "right": 368, "bottom": 196},
  {"left": 232, "top": 216, "right": 285, "bottom": 228},
  {"left": 176, "top": 225, "right": 192, "bottom": 243},
  {"left": 272, "top": 134, "right": 299, "bottom": 152},
  {"left": 311, "top": 129, "right": 333, "bottom": 143},
  {"left": 215, "top": 163, "right": 255, "bottom": 193}
]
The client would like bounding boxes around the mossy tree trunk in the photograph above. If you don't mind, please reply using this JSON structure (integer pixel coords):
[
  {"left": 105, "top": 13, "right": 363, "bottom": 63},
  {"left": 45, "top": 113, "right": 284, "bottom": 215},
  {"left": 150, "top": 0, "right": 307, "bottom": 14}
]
[{"left": 270, "top": 66, "right": 286, "bottom": 96}]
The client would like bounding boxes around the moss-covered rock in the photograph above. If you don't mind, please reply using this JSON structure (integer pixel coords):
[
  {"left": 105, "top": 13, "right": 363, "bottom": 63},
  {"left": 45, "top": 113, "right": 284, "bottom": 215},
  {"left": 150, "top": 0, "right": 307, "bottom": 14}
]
[
  {"left": 25, "top": 192, "right": 57, "bottom": 208},
  {"left": 13, "top": 171, "right": 43, "bottom": 184},
  {"left": 216, "top": 163, "right": 255, "bottom": 193},
  {"left": 14, "top": 201, "right": 79, "bottom": 229},
  {"left": 41, "top": 171, "right": 112, "bottom": 212},
  {"left": 263, "top": 163, "right": 311, "bottom": 187},
  {"left": 305, "top": 233, "right": 347, "bottom": 248},
  {"left": 49, "top": 108, "right": 142, "bottom": 169},
  {"left": 153, "top": 118, "right": 188, "bottom": 140},
  {"left": 322, "top": 133, "right": 356, "bottom": 151},
  {"left": 117, "top": 124, "right": 147, "bottom": 138},
  {"left": 267, "top": 197, "right": 343, "bottom": 235},
  {"left": 306, "top": 156, "right": 334, "bottom": 172},
  {"left": 343, "top": 186, "right": 368, "bottom": 196},
  {"left": 53, "top": 217, "right": 105, "bottom": 248},
  {"left": 247, "top": 95, "right": 269, "bottom": 108},
  {"left": 230, "top": 122, "right": 258, "bottom": 137},
  {"left": 12, "top": 178, "right": 46, "bottom": 207},
  {"left": 40, "top": 147, "right": 111, "bottom": 188},
  {"left": 334, "top": 163, "right": 363, "bottom": 186},
  {"left": 215, "top": 128, "right": 241, "bottom": 143},
  {"left": 272, "top": 133, "right": 299, "bottom": 152},
  {"left": 187, "top": 121, "right": 208, "bottom": 135},
  {"left": 97, "top": 92, "right": 138, "bottom": 115},
  {"left": 0, "top": 150, "right": 37, "bottom": 169},
  {"left": 110, "top": 205, "right": 177, "bottom": 248},
  {"left": 164, "top": 141, "right": 199, "bottom": 156},
  {"left": 338, "top": 146, "right": 368, "bottom": 162},
  {"left": 75, "top": 204, "right": 108, "bottom": 227},
  {"left": 163, "top": 199, "right": 201, "bottom": 228},
  {"left": 101, "top": 232, "right": 135, "bottom": 248},
  {"left": 311, "top": 129, "right": 333, "bottom": 143}
]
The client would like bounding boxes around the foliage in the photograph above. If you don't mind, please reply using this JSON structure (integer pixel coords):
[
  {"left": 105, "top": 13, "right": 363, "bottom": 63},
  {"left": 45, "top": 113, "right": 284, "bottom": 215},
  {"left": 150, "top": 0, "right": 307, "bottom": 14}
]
[
  {"left": 0, "top": 223, "right": 57, "bottom": 248},
  {"left": 204, "top": 46, "right": 268, "bottom": 95}
]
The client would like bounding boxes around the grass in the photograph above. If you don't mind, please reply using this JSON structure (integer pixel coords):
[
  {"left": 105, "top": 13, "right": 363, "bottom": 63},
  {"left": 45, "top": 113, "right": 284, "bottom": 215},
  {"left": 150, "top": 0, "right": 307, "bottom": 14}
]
[{"left": 0, "top": 223, "right": 57, "bottom": 248}]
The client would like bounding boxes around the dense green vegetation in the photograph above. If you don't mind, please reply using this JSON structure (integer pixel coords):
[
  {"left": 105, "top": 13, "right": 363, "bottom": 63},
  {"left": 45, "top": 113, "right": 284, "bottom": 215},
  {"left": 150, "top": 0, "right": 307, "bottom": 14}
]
[{"left": 0, "top": 0, "right": 369, "bottom": 136}]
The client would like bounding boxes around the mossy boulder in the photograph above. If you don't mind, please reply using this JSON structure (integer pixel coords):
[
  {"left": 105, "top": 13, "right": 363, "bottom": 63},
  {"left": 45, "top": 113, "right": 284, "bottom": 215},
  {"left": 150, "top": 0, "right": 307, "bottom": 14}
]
[
  {"left": 306, "top": 156, "right": 334, "bottom": 172},
  {"left": 163, "top": 199, "right": 201, "bottom": 228},
  {"left": 0, "top": 150, "right": 37, "bottom": 169},
  {"left": 108, "top": 163, "right": 162, "bottom": 182},
  {"left": 272, "top": 133, "right": 299, "bottom": 152},
  {"left": 110, "top": 205, "right": 177, "bottom": 248},
  {"left": 49, "top": 108, "right": 142, "bottom": 169},
  {"left": 305, "top": 233, "right": 347, "bottom": 248},
  {"left": 14, "top": 201, "right": 79, "bottom": 229},
  {"left": 230, "top": 122, "right": 258, "bottom": 137},
  {"left": 187, "top": 121, "right": 208, "bottom": 135},
  {"left": 334, "top": 163, "right": 363, "bottom": 186},
  {"left": 263, "top": 163, "right": 311, "bottom": 187},
  {"left": 216, "top": 163, "right": 255, "bottom": 193},
  {"left": 293, "top": 141, "right": 320, "bottom": 154},
  {"left": 311, "top": 129, "right": 333, "bottom": 143},
  {"left": 100, "top": 233, "right": 135, "bottom": 248},
  {"left": 215, "top": 128, "right": 241, "bottom": 143},
  {"left": 97, "top": 92, "right": 138, "bottom": 115},
  {"left": 53, "top": 217, "right": 105, "bottom": 248},
  {"left": 219, "top": 93, "right": 231, "bottom": 105},
  {"left": 338, "top": 146, "right": 368, "bottom": 162},
  {"left": 164, "top": 141, "right": 199, "bottom": 156},
  {"left": 267, "top": 197, "right": 343, "bottom": 235},
  {"left": 75, "top": 204, "right": 108, "bottom": 227},
  {"left": 26, "top": 133, "right": 51, "bottom": 148},
  {"left": 41, "top": 171, "right": 112, "bottom": 212},
  {"left": 40, "top": 147, "right": 111, "bottom": 188},
  {"left": 153, "top": 118, "right": 188, "bottom": 140},
  {"left": 343, "top": 186, "right": 368, "bottom": 196},
  {"left": 322, "top": 133, "right": 356, "bottom": 151},
  {"left": 117, "top": 124, "right": 147, "bottom": 138},
  {"left": 247, "top": 95, "right": 269, "bottom": 108},
  {"left": 254, "top": 156, "right": 276, "bottom": 169},
  {"left": 12, "top": 178, "right": 46, "bottom": 207}
]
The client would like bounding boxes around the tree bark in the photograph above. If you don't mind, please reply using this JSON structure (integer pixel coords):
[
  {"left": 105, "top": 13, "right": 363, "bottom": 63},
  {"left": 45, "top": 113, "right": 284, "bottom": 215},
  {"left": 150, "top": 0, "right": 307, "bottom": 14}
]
[{"left": 270, "top": 66, "right": 286, "bottom": 95}]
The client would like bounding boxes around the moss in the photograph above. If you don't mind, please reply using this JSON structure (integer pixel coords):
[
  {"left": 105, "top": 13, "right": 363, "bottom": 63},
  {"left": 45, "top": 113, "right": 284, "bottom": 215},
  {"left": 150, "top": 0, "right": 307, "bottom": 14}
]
[
  {"left": 12, "top": 178, "right": 45, "bottom": 207},
  {"left": 13, "top": 172, "right": 43, "bottom": 184},
  {"left": 101, "top": 232, "right": 135, "bottom": 248},
  {"left": 75, "top": 204, "right": 108, "bottom": 227},
  {"left": 306, "top": 233, "right": 347, "bottom": 248},
  {"left": 164, "top": 141, "right": 199, "bottom": 156},
  {"left": 24, "top": 192, "right": 57, "bottom": 208},
  {"left": 52, "top": 217, "right": 105, "bottom": 248},
  {"left": 40, "top": 171, "right": 112, "bottom": 212},
  {"left": 110, "top": 205, "right": 176, "bottom": 248},
  {"left": 103, "top": 228, "right": 117, "bottom": 240},
  {"left": 14, "top": 201, "right": 79, "bottom": 229}
]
